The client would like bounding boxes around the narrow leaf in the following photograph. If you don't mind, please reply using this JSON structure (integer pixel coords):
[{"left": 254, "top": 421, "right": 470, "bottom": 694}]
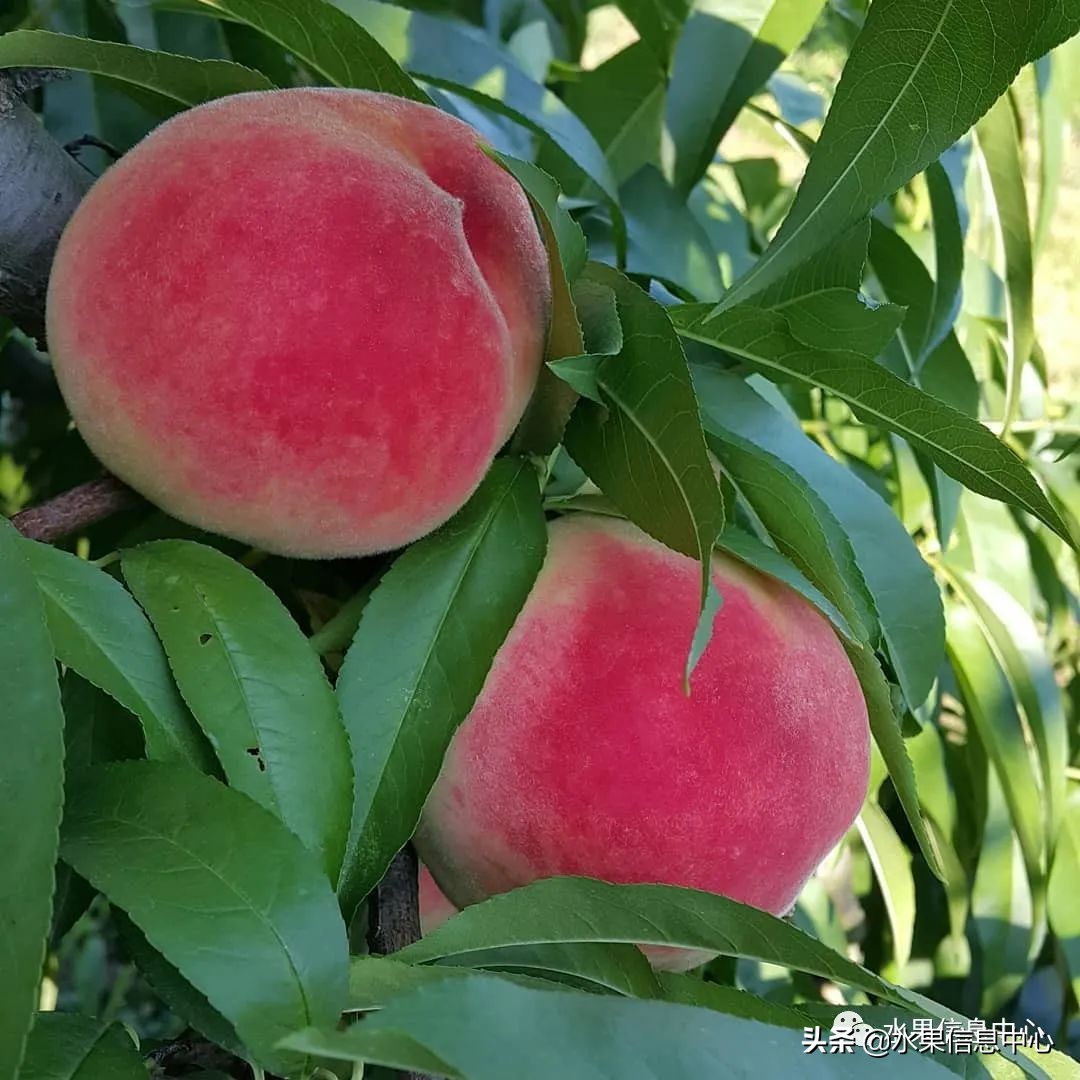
[
  {"left": 397, "top": 877, "right": 922, "bottom": 1010},
  {"left": 674, "top": 301, "right": 1075, "bottom": 545},
  {"left": 60, "top": 761, "right": 348, "bottom": 1076},
  {"left": 194, "top": 0, "right": 427, "bottom": 100},
  {"left": 946, "top": 602, "right": 1046, "bottom": 917},
  {"left": 721, "top": 0, "right": 1080, "bottom": 305},
  {"left": 122, "top": 541, "right": 352, "bottom": 880},
  {"left": 335, "top": 460, "right": 546, "bottom": 919},
  {"left": 286, "top": 976, "right": 952, "bottom": 1078},
  {"left": 491, "top": 154, "right": 586, "bottom": 456},
  {"left": 975, "top": 92, "right": 1035, "bottom": 437},
  {"left": 1048, "top": 790, "right": 1080, "bottom": 1001},
  {"left": 857, "top": 802, "right": 915, "bottom": 975},
  {"left": 0, "top": 519, "right": 65, "bottom": 1080},
  {"left": 666, "top": 0, "right": 827, "bottom": 195},
  {"left": 922, "top": 162, "right": 965, "bottom": 359},
  {"left": 553, "top": 264, "right": 724, "bottom": 680},
  {"left": 715, "top": 526, "right": 859, "bottom": 644},
  {"left": 847, "top": 644, "right": 945, "bottom": 883},
  {"left": 25, "top": 541, "right": 211, "bottom": 770},
  {"left": 0, "top": 28, "right": 272, "bottom": 103},
  {"left": 692, "top": 366, "right": 944, "bottom": 712}
]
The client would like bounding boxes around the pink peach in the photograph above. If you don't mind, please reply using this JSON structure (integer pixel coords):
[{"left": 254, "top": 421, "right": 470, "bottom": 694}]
[
  {"left": 46, "top": 88, "right": 550, "bottom": 556},
  {"left": 416, "top": 514, "right": 869, "bottom": 971}
]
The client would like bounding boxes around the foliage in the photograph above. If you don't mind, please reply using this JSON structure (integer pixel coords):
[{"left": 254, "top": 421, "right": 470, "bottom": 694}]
[{"left": 2, "top": 0, "right": 1079, "bottom": 1076}]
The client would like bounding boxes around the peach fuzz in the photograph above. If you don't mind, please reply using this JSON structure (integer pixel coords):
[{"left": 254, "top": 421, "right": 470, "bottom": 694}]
[
  {"left": 46, "top": 88, "right": 550, "bottom": 557},
  {"left": 416, "top": 514, "right": 870, "bottom": 972}
]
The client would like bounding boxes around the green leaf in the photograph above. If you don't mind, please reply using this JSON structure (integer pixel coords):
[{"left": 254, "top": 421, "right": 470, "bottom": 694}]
[
  {"left": 846, "top": 644, "right": 945, "bottom": 883},
  {"left": 330, "top": 0, "right": 622, "bottom": 221},
  {"left": 396, "top": 877, "right": 919, "bottom": 1009},
  {"left": 674, "top": 299, "right": 1075, "bottom": 546},
  {"left": 857, "top": 802, "right": 915, "bottom": 976},
  {"left": 348, "top": 956, "right": 556, "bottom": 1013},
  {"left": 490, "top": 154, "right": 586, "bottom": 456},
  {"left": 714, "top": 526, "right": 859, "bottom": 644},
  {"left": 18, "top": 1014, "right": 145, "bottom": 1080},
  {"left": 1034, "top": 39, "right": 1080, "bottom": 257},
  {"left": 0, "top": 520, "right": 66, "bottom": 1080},
  {"left": 553, "top": 264, "right": 724, "bottom": 682},
  {"left": 691, "top": 367, "right": 943, "bottom": 712},
  {"left": 0, "top": 28, "right": 273, "bottom": 103},
  {"left": 430, "top": 941, "right": 661, "bottom": 999},
  {"left": 121, "top": 541, "right": 352, "bottom": 881},
  {"left": 922, "top": 162, "right": 965, "bottom": 359},
  {"left": 282, "top": 1026, "right": 460, "bottom": 1078},
  {"left": 867, "top": 218, "right": 973, "bottom": 545},
  {"left": 970, "top": 768, "right": 1036, "bottom": 1015},
  {"left": 946, "top": 571, "right": 1068, "bottom": 857},
  {"left": 666, "top": 0, "right": 828, "bottom": 195},
  {"left": 974, "top": 92, "right": 1035, "bottom": 437},
  {"left": 24, "top": 541, "right": 211, "bottom": 771},
  {"left": 721, "top": 0, "right": 1080, "bottom": 306},
  {"left": 706, "top": 431, "right": 875, "bottom": 642},
  {"left": 488, "top": 154, "right": 586, "bottom": 284},
  {"left": 945, "top": 602, "right": 1046, "bottom": 916},
  {"left": 557, "top": 41, "right": 665, "bottom": 191},
  {"left": 193, "top": 0, "right": 427, "bottom": 100},
  {"left": 284, "top": 975, "right": 954, "bottom": 1078},
  {"left": 620, "top": 166, "right": 724, "bottom": 299},
  {"left": 656, "top": 973, "right": 810, "bottom": 1028},
  {"left": 1048, "top": 789, "right": 1080, "bottom": 1001},
  {"left": 59, "top": 761, "right": 348, "bottom": 1076},
  {"left": 335, "top": 460, "right": 546, "bottom": 919}
]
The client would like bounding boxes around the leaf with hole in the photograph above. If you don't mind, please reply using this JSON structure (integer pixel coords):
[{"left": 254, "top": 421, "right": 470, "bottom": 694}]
[
  {"left": 25, "top": 540, "right": 210, "bottom": 770},
  {"left": 122, "top": 540, "right": 352, "bottom": 880}
]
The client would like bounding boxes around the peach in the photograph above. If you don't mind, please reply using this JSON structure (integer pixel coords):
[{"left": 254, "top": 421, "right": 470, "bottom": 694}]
[
  {"left": 46, "top": 88, "right": 550, "bottom": 557},
  {"left": 416, "top": 514, "right": 870, "bottom": 972}
]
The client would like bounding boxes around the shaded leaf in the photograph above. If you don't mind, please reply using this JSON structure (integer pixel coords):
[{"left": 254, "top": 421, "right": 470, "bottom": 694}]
[
  {"left": 114, "top": 911, "right": 244, "bottom": 1057},
  {"left": 335, "top": 460, "right": 546, "bottom": 918},
  {"left": 348, "top": 956, "right": 558, "bottom": 1013},
  {"left": 18, "top": 1014, "right": 145, "bottom": 1080},
  {"left": 60, "top": 761, "right": 348, "bottom": 1076}
]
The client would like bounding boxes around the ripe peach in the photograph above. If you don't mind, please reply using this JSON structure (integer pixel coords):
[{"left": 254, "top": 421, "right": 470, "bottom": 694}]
[
  {"left": 416, "top": 514, "right": 870, "bottom": 971},
  {"left": 46, "top": 88, "right": 550, "bottom": 556}
]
